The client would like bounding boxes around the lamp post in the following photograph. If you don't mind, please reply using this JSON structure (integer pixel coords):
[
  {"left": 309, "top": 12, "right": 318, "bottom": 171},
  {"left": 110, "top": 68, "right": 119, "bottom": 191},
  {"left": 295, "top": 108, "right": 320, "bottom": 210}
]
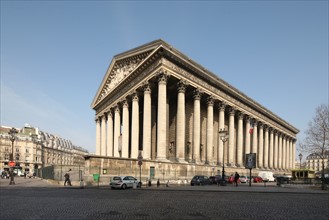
[
  {"left": 298, "top": 153, "right": 303, "bottom": 170},
  {"left": 219, "top": 128, "right": 229, "bottom": 186},
  {"left": 8, "top": 127, "right": 18, "bottom": 185}
]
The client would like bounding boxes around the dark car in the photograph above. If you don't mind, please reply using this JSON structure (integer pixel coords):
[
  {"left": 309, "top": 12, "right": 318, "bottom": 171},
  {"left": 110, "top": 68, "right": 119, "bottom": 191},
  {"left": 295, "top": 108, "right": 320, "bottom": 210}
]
[
  {"left": 190, "top": 175, "right": 211, "bottom": 186},
  {"left": 209, "top": 175, "right": 221, "bottom": 184}
]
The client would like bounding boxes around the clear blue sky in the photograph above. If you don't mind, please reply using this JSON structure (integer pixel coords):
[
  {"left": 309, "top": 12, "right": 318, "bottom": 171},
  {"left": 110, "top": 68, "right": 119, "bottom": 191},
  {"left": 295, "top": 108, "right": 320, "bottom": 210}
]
[{"left": 1, "top": 1, "right": 328, "bottom": 155}]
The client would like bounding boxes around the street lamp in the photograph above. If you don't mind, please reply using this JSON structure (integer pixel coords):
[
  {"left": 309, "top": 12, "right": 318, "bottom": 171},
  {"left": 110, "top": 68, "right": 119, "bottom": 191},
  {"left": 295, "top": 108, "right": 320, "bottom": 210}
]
[
  {"left": 298, "top": 153, "right": 303, "bottom": 170},
  {"left": 8, "top": 127, "right": 18, "bottom": 185},
  {"left": 219, "top": 128, "right": 229, "bottom": 186}
]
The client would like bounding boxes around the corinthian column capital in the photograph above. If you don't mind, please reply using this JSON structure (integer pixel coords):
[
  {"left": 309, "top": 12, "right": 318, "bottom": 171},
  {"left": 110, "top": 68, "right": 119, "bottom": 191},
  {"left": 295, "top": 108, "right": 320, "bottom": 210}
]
[
  {"left": 207, "top": 96, "right": 214, "bottom": 106},
  {"left": 193, "top": 89, "right": 202, "bottom": 100},
  {"left": 177, "top": 80, "right": 188, "bottom": 93},
  {"left": 157, "top": 72, "right": 168, "bottom": 85}
]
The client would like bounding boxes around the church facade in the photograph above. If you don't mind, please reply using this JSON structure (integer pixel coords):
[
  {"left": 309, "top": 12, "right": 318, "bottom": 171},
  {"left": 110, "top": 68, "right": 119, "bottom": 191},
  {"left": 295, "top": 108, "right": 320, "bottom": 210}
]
[{"left": 89, "top": 39, "right": 299, "bottom": 182}]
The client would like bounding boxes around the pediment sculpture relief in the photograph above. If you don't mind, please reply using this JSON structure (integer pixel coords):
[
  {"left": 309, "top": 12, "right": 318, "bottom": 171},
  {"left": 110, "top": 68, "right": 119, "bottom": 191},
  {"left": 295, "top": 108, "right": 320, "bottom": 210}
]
[{"left": 96, "top": 55, "right": 148, "bottom": 104}]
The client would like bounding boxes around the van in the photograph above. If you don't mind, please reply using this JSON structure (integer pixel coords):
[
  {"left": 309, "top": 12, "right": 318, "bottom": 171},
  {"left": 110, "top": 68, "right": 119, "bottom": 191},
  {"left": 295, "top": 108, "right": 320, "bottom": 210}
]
[{"left": 258, "top": 171, "right": 275, "bottom": 182}]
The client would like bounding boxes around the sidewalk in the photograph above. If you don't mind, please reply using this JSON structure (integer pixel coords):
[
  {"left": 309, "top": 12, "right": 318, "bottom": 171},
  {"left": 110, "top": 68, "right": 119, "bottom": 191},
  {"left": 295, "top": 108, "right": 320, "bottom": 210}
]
[{"left": 1, "top": 177, "right": 328, "bottom": 194}]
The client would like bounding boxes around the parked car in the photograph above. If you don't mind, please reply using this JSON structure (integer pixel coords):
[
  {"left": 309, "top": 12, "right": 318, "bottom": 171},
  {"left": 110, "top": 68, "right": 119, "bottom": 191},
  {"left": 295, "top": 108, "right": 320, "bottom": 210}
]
[
  {"left": 190, "top": 175, "right": 211, "bottom": 186},
  {"left": 227, "top": 175, "right": 241, "bottom": 184},
  {"left": 239, "top": 175, "right": 249, "bottom": 183},
  {"left": 110, "top": 176, "right": 142, "bottom": 189},
  {"left": 209, "top": 175, "right": 221, "bottom": 184},
  {"left": 258, "top": 171, "right": 275, "bottom": 182},
  {"left": 253, "top": 176, "right": 263, "bottom": 183}
]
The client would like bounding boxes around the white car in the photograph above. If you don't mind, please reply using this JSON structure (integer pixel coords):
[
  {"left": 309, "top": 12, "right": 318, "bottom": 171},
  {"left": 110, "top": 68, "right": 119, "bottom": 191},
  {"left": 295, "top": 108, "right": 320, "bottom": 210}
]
[
  {"left": 239, "top": 176, "right": 249, "bottom": 183},
  {"left": 110, "top": 176, "right": 142, "bottom": 189}
]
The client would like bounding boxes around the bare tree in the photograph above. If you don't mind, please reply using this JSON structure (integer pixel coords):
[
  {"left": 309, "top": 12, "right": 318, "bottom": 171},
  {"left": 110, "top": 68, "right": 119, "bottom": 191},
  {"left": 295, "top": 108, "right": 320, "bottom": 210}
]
[{"left": 300, "top": 104, "right": 329, "bottom": 189}]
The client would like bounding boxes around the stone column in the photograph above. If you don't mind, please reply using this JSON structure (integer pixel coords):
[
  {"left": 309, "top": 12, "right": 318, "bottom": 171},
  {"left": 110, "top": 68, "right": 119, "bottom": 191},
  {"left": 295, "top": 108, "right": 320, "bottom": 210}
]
[
  {"left": 101, "top": 114, "right": 107, "bottom": 156},
  {"left": 131, "top": 93, "right": 139, "bottom": 160},
  {"left": 228, "top": 107, "right": 235, "bottom": 166},
  {"left": 95, "top": 117, "right": 101, "bottom": 156},
  {"left": 206, "top": 96, "right": 214, "bottom": 164},
  {"left": 176, "top": 81, "right": 187, "bottom": 162},
  {"left": 157, "top": 73, "right": 168, "bottom": 161},
  {"left": 106, "top": 111, "right": 114, "bottom": 157},
  {"left": 258, "top": 123, "right": 264, "bottom": 169},
  {"left": 193, "top": 89, "right": 201, "bottom": 163},
  {"left": 286, "top": 138, "right": 291, "bottom": 170},
  {"left": 252, "top": 120, "right": 258, "bottom": 155},
  {"left": 218, "top": 102, "right": 226, "bottom": 165},
  {"left": 143, "top": 84, "right": 152, "bottom": 160},
  {"left": 269, "top": 128, "right": 274, "bottom": 169},
  {"left": 237, "top": 112, "right": 244, "bottom": 167},
  {"left": 278, "top": 133, "right": 282, "bottom": 170},
  {"left": 245, "top": 116, "right": 251, "bottom": 155},
  {"left": 122, "top": 99, "right": 129, "bottom": 158},
  {"left": 282, "top": 135, "right": 286, "bottom": 170},
  {"left": 263, "top": 126, "right": 269, "bottom": 169},
  {"left": 274, "top": 130, "right": 278, "bottom": 169},
  {"left": 293, "top": 140, "right": 296, "bottom": 169},
  {"left": 113, "top": 105, "right": 121, "bottom": 157}
]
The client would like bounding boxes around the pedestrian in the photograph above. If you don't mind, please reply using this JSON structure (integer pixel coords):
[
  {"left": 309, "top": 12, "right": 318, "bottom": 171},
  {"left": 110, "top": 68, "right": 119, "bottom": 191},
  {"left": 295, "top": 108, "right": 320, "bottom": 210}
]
[
  {"left": 157, "top": 178, "right": 160, "bottom": 187},
  {"left": 64, "top": 169, "right": 72, "bottom": 186},
  {"left": 24, "top": 171, "right": 26, "bottom": 179},
  {"left": 234, "top": 172, "right": 240, "bottom": 187}
]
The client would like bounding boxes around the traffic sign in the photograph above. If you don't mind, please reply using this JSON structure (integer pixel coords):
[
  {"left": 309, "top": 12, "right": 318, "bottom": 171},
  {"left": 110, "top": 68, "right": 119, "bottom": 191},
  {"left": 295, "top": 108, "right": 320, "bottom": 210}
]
[
  {"left": 9, "top": 161, "right": 16, "bottom": 167},
  {"left": 137, "top": 152, "right": 143, "bottom": 162}
]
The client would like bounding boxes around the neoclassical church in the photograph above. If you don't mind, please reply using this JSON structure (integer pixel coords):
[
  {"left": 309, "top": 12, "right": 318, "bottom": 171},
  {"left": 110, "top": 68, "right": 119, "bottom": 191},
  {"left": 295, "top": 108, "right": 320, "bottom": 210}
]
[{"left": 89, "top": 39, "right": 299, "bottom": 181}]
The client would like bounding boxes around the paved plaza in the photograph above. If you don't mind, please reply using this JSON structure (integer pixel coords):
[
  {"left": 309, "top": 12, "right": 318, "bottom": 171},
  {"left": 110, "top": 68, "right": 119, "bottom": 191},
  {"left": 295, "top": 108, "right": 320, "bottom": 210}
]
[{"left": 0, "top": 177, "right": 328, "bottom": 220}]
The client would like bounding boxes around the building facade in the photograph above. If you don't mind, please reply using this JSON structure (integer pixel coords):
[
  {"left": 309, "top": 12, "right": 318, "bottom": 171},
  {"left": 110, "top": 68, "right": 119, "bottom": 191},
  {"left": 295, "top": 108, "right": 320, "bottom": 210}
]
[
  {"left": 0, "top": 124, "right": 88, "bottom": 177},
  {"left": 306, "top": 151, "right": 329, "bottom": 172},
  {"left": 89, "top": 40, "right": 299, "bottom": 182}
]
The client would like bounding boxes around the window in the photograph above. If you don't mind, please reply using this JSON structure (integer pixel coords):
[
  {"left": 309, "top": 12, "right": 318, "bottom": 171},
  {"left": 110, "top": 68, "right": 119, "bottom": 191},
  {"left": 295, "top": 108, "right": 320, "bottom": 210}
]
[
  {"left": 26, "top": 149, "right": 29, "bottom": 153},
  {"left": 16, "top": 148, "right": 19, "bottom": 153}
]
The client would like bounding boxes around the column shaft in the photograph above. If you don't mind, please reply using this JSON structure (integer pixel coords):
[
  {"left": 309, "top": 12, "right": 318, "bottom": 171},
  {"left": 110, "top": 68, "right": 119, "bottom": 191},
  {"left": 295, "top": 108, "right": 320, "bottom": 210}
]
[
  {"left": 143, "top": 85, "right": 152, "bottom": 160},
  {"left": 245, "top": 117, "right": 251, "bottom": 154},
  {"left": 101, "top": 115, "right": 107, "bottom": 156},
  {"left": 228, "top": 108, "right": 235, "bottom": 166},
  {"left": 237, "top": 113, "right": 243, "bottom": 167},
  {"left": 113, "top": 106, "right": 121, "bottom": 157},
  {"left": 193, "top": 90, "right": 201, "bottom": 163},
  {"left": 206, "top": 97, "right": 214, "bottom": 164},
  {"left": 263, "top": 127, "right": 269, "bottom": 169},
  {"left": 269, "top": 129, "right": 274, "bottom": 169},
  {"left": 218, "top": 103, "right": 225, "bottom": 165},
  {"left": 122, "top": 100, "right": 129, "bottom": 158},
  {"left": 176, "top": 82, "right": 186, "bottom": 162},
  {"left": 258, "top": 124, "right": 264, "bottom": 169},
  {"left": 282, "top": 136, "right": 286, "bottom": 170},
  {"left": 274, "top": 131, "right": 278, "bottom": 169},
  {"left": 95, "top": 118, "right": 101, "bottom": 155},
  {"left": 157, "top": 74, "right": 167, "bottom": 160},
  {"left": 131, "top": 94, "right": 139, "bottom": 159},
  {"left": 106, "top": 112, "right": 113, "bottom": 157},
  {"left": 278, "top": 133, "right": 282, "bottom": 170}
]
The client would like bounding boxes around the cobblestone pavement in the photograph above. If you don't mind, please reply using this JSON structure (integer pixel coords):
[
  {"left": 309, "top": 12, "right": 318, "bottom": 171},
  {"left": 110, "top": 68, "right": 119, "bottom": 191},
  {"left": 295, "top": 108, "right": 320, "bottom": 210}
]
[{"left": 1, "top": 177, "right": 328, "bottom": 220}]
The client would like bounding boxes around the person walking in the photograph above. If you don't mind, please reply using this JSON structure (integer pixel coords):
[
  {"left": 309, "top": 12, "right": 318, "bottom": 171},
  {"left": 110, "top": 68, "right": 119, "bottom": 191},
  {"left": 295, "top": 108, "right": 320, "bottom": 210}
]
[
  {"left": 64, "top": 169, "right": 72, "bottom": 186},
  {"left": 234, "top": 172, "right": 240, "bottom": 187}
]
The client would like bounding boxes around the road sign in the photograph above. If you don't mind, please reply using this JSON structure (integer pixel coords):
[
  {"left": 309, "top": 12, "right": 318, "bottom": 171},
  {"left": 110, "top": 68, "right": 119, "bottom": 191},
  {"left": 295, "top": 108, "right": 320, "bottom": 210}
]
[
  {"left": 137, "top": 152, "right": 143, "bottom": 162},
  {"left": 9, "top": 161, "right": 16, "bottom": 167}
]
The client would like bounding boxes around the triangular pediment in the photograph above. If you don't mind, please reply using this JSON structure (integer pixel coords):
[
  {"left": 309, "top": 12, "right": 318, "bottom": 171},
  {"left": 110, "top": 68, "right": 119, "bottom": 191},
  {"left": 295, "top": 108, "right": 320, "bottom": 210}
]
[{"left": 91, "top": 39, "right": 169, "bottom": 109}]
